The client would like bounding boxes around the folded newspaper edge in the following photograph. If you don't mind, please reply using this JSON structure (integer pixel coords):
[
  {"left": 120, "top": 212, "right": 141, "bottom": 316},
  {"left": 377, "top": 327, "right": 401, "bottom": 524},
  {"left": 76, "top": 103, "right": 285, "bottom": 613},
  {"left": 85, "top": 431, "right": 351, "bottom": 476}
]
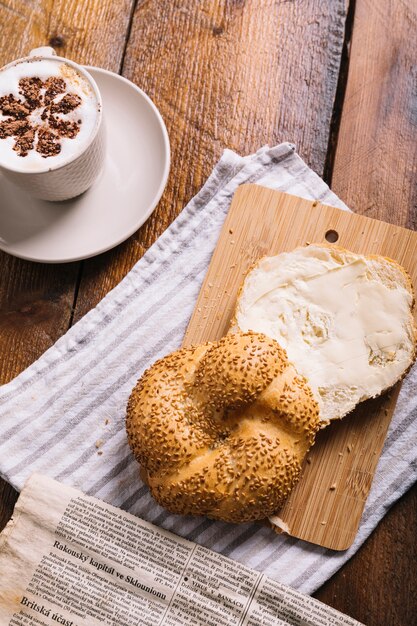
[{"left": 0, "top": 474, "right": 362, "bottom": 626}]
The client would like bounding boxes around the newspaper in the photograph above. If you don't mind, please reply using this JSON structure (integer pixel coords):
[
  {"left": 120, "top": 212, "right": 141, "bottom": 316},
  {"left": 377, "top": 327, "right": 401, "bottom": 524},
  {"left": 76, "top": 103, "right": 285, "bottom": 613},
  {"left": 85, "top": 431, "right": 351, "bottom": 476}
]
[{"left": 0, "top": 474, "right": 362, "bottom": 626}]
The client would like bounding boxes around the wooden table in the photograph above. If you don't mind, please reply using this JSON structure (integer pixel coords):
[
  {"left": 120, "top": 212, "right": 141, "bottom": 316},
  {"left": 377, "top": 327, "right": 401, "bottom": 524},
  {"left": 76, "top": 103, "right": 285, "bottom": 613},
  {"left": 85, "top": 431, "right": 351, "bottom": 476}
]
[{"left": 0, "top": 1, "right": 415, "bottom": 624}]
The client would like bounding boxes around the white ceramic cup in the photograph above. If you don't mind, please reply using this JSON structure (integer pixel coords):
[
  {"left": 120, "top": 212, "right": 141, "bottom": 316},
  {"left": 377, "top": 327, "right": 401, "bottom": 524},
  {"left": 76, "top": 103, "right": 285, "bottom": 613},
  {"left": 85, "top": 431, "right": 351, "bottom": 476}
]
[{"left": 0, "top": 47, "right": 105, "bottom": 201}]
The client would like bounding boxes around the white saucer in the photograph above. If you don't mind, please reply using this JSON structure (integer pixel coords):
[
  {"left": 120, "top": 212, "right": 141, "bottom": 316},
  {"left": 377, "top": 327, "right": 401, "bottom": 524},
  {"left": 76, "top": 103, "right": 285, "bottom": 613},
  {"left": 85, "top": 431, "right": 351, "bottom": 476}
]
[{"left": 0, "top": 67, "right": 170, "bottom": 263}]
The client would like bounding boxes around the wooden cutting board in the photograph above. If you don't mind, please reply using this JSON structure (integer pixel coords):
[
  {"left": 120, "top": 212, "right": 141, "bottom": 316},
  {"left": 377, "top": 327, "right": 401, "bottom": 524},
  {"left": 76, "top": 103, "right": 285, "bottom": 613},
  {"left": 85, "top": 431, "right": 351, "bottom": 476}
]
[{"left": 182, "top": 184, "right": 417, "bottom": 551}]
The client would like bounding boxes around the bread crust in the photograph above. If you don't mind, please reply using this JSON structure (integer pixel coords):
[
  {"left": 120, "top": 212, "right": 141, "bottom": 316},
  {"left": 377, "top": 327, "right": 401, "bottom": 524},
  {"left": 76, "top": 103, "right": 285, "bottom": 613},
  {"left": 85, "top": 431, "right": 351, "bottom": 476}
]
[{"left": 126, "top": 331, "right": 320, "bottom": 522}]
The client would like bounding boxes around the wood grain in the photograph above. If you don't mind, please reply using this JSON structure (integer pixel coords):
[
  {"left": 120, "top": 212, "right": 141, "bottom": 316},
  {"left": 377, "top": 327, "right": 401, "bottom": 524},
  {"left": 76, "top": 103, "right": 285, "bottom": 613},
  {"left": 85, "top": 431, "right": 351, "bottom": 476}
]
[
  {"left": 0, "top": 0, "right": 134, "bottom": 528},
  {"left": 125, "top": 0, "right": 348, "bottom": 201},
  {"left": 331, "top": 0, "right": 417, "bottom": 229},
  {"left": 70, "top": 0, "right": 349, "bottom": 322},
  {"left": 0, "top": 0, "right": 414, "bottom": 622},
  {"left": 315, "top": 487, "right": 417, "bottom": 625},
  {"left": 183, "top": 184, "right": 417, "bottom": 550},
  {"left": 0, "top": 0, "right": 134, "bottom": 69},
  {"left": 315, "top": 0, "right": 417, "bottom": 621}
]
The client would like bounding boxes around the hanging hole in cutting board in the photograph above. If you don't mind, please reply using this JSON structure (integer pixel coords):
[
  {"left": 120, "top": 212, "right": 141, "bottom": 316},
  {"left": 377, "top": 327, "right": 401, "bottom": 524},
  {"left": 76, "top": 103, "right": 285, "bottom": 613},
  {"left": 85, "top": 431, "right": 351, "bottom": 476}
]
[{"left": 325, "top": 229, "right": 339, "bottom": 243}]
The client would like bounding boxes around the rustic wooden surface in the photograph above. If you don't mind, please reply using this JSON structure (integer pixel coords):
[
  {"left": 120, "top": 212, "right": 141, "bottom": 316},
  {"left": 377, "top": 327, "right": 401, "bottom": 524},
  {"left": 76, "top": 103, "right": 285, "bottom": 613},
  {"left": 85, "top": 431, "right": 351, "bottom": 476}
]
[
  {"left": 317, "top": 0, "right": 417, "bottom": 622},
  {"left": 183, "top": 185, "right": 417, "bottom": 551},
  {"left": 0, "top": 0, "right": 415, "bottom": 623}
]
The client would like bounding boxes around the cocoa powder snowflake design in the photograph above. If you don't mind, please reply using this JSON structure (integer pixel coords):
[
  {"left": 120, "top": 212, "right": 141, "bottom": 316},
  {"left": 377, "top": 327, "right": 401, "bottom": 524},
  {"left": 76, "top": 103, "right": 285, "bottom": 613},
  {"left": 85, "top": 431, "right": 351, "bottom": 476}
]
[{"left": 0, "top": 76, "right": 82, "bottom": 158}]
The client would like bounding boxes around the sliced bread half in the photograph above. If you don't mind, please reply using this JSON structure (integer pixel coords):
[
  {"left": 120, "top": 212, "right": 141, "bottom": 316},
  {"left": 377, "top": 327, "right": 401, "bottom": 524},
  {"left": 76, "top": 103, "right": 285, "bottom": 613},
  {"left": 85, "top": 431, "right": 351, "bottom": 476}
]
[{"left": 233, "top": 244, "right": 417, "bottom": 425}]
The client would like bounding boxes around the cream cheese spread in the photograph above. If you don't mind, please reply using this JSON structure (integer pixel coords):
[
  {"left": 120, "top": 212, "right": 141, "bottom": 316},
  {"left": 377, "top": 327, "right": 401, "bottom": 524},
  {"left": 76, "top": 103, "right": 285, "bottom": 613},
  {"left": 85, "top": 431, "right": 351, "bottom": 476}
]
[{"left": 236, "top": 245, "right": 415, "bottom": 423}]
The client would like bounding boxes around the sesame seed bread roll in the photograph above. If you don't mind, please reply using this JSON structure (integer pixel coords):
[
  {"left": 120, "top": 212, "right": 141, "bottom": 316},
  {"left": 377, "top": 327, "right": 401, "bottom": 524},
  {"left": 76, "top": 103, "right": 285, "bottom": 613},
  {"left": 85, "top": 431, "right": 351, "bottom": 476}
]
[
  {"left": 233, "top": 244, "right": 417, "bottom": 425},
  {"left": 126, "top": 332, "right": 320, "bottom": 523}
]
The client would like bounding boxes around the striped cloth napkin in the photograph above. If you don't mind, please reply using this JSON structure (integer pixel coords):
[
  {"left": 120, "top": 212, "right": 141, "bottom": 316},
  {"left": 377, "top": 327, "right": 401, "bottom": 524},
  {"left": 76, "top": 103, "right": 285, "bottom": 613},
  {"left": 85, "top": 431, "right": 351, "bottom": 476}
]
[{"left": 0, "top": 143, "right": 416, "bottom": 595}]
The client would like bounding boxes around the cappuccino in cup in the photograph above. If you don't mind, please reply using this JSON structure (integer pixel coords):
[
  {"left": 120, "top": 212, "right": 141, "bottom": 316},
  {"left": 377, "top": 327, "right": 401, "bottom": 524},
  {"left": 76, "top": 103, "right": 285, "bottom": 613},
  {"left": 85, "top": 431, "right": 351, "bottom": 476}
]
[{"left": 0, "top": 48, "right": 104, "bottom": 201}]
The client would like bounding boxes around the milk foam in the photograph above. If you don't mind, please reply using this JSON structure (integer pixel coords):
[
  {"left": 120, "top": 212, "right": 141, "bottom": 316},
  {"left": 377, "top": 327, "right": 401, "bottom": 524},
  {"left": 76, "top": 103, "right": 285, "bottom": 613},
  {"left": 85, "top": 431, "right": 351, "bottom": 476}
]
[{"left": 0, "top": 58, "right": 100, "bottom": 172}]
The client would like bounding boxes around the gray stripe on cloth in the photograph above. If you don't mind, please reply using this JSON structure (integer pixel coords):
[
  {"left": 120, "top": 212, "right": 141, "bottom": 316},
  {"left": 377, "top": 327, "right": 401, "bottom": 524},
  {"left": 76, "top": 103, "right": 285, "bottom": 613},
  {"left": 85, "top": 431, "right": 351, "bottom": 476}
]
[
  {"left": 242, "top": 535, "right": 299, "bottom": 573},
  {"left": 0, "top": 255, "right": 209, "bottom": 447},
  {"left": 73, "top": 452, "right": 133, "bottom": 496},
  {"left": 180, "top": 519, "right": 215, "bottom": 543},
  {"left": 221, "top": 525, "right": 265, "bottom": 557},
  {"left": 129, "top": 490, "right": 164, "bottom": 523},
  {"left": 383, "top": 398, "right": 417, "bottom": 450},
  {"left": 121, "top": 485, "right": 153, "bottom": 513},
  {"left": 6, "top": 323, "right": 184, "bottom": 477},
  {"left": 187, "top": 519, "right": 245, "bottom": 550},
  {"left": 229, "top": 523, "right": 292, "bottom": 566},
  {"left": 150, "top": 509, "right": 182, "bottom": 528}
]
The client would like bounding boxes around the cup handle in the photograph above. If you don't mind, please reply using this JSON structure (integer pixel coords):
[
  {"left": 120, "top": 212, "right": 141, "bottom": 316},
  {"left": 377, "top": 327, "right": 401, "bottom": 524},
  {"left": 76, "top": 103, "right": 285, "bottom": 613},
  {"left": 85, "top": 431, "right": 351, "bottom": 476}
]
[{"left": 29, "top": 47, "right": 57, "bottom": 58}]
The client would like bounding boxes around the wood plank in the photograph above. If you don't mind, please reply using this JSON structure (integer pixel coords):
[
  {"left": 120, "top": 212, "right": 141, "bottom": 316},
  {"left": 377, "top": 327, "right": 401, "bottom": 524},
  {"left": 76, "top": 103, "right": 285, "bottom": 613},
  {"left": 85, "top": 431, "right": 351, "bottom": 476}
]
[
  {"left": 123, "top": 0, "right": 349, "bottom": 173},
  {"left": 315, "top": 487, "right": 417, "bottom": 625},
  {"left": 0, "top": 0, "right": 135, "bottom": 529},
  {"left": 182, "top": 184, "right": 417, "bottom": 550},
  {"left": 0, "top": 0, "right": 134, "bottom": 69},
  {"left": 314, "top": 0, "right": 417, "bottom": 621},
  {"left": 71, "top": 0, "right": 349, "bottom": 321},
  {"left": 330, "top": 0, "right": 417, "bottom": 229}
]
